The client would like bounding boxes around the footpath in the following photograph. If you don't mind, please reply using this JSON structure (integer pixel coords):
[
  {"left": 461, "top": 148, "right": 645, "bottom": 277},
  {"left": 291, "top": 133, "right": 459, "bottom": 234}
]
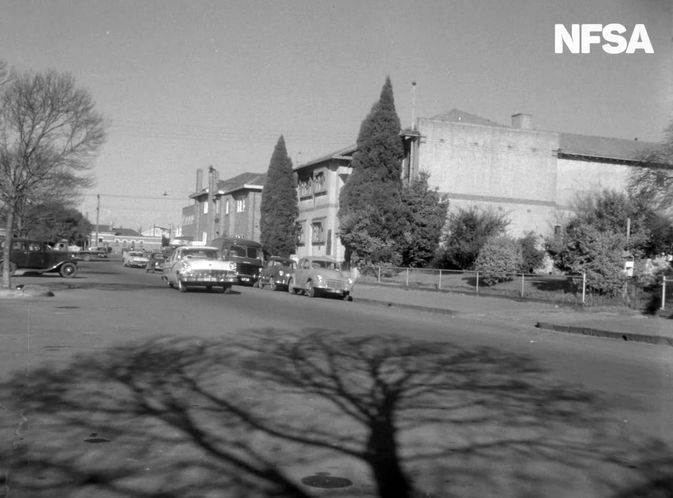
[{"left": 353, "top": 282, "right": 673, "bottom": 347}]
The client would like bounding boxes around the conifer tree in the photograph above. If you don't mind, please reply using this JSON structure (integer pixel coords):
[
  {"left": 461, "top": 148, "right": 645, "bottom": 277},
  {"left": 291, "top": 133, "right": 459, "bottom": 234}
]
[
  {"left": 260, "top": 135, "right": 298, "bottom": 257},
  {"left": 338, "top": 77, "right": 405, "bottom": 265}
]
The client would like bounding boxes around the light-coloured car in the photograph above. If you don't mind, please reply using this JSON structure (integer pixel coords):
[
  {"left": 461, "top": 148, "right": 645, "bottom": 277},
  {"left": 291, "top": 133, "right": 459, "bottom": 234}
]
[
  {"left": 288, "top": 256, "right": 353, "bottom": 300},
  {"left": 162, "top": 245, "right": 237, "bottom": 293},
  {"left": 123, "top": 251, "right": 149, "bottom": 268}
]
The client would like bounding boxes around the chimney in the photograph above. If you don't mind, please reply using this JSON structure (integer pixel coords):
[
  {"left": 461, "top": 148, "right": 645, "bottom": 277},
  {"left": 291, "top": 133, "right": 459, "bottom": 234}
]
[
  {"left": 511, "top": 113, "right": 533, "bottom": 130},
  {"left": 196, "top": 168, "right": 203, "bottom": 192}
]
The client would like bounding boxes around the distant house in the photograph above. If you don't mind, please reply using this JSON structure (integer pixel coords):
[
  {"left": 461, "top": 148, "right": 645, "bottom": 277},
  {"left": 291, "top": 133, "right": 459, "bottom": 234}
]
[
  {"left": 92, "top": 225, "right": 162, "bottom": 254},
  {"left": 181, "top": 167, "right": 266, "bottom": 244}
]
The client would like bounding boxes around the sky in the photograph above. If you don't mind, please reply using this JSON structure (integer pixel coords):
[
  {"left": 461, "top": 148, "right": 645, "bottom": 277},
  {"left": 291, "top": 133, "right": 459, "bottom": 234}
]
[{"left": 1, "top": 0, "right": 672, "bottom": 231}]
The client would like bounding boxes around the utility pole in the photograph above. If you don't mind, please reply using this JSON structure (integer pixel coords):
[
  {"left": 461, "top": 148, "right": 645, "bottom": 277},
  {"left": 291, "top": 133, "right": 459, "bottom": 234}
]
[
  {"left": 95, "top": 194, "right": 100, "bottom": 247},
  {"left": 411, "top": 81, "right": 417, "bottom": 130}
]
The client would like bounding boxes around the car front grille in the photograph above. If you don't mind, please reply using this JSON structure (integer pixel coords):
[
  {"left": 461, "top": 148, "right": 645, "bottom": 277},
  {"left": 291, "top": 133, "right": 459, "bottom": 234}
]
[
  {"left": 237, "top": 263, "right": 260, "bottom": 277},
  {"left": 325, "top": 279, "right": 346, "bottom": 290}
]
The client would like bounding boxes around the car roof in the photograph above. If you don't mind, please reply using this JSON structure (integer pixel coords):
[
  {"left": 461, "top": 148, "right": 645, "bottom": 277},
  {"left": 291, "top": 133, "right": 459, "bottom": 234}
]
[{"left": 178, "top": 245, "right": 218, "bottom": 251}]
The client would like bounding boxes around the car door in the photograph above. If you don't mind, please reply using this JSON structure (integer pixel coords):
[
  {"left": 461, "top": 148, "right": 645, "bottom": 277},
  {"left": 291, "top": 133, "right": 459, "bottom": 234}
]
[
  {"left": 11, "top": 241, "right": 28, "bottom": 267},
  {"left": 26, "top": 242, "right": 45, "bottom": 268},
  {"left": 166, "top": 250, "right": 182, "bottom": 284},
  {"left": 294, "top": 258, "right": 310, "bottom": 288}
]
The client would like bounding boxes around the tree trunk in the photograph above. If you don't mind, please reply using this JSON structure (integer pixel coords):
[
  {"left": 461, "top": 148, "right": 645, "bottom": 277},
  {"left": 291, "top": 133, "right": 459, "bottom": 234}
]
[{"left": 2, "top": 207, "right": 14, "bottom": 288}]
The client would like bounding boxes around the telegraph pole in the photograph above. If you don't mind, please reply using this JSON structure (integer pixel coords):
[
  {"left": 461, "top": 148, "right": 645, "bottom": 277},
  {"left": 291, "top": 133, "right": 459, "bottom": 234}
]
[{"left": 95, "top": 194, "right": 100, "bottom": 247}]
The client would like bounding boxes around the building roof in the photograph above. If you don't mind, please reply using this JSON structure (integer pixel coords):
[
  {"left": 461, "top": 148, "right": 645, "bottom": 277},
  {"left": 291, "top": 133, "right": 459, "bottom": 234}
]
[
  {"left": 218, "top": 172, "right": 266, "bottom": 194},
  {"left": 557, "top": 132, "right": 656, "bottom": 162},
  {"left": 429, "top": 109, "right": 507, "bottom": 128},
  {"left": 295, "top": 144, "right": 357, "bottom": 171},
  {"left": 112, "top": 228, "right": 143, "bottom": 237}
]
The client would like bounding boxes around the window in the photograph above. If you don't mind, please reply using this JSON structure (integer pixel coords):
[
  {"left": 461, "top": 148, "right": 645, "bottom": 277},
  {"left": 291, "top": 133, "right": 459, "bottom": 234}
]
[
  {"left": 236, "top": 199, "right": 246, "bottom": 212},
  {"left": 203, "top": 201, "right": 208, "bottom": 214},
  {"left": 313, "top": 172, "right": 326, "bottom": 193},
  {"left": 311, "top": 221, "right": 324, "bottom": 244},
  {"left": 225, "top": 200, "right": 230, "bottom": 215},
  {"left": 297, "top": 221, "right": 305, "bottom": 246},
  {"left": 298, "top": 177, "right": 312, "bottom": 197}
]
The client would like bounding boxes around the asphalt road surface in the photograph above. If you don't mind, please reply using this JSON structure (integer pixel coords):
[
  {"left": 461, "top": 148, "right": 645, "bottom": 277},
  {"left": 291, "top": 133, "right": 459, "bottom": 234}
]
[{"left": 1, "top": 259, "right": 672, "bottom": 498}]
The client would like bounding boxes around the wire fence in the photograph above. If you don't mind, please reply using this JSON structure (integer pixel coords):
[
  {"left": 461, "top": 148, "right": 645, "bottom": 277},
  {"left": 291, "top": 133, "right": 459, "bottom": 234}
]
[{"left": 357, "top": 266, "right": 671, "bottom": 310}]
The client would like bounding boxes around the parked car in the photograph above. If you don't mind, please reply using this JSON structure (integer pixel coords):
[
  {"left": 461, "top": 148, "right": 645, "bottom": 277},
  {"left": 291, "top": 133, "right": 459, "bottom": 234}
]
[
  {"left": 75, "top": 246, "right": 109, "bottom": 261},
  {"left": 145, "top": 252, "right": 166, "bottom": 273},
  {"left": 288, "top": 256, "right": 353, "bottom": 300},
  {"left": 210, "top": 237, "right": 263, "bottom": 285},
  {"left": 257, "top": 256, "right": 296, "bottom": 291},
  {"left": 0, "top": 239, "right": 78, "bottom": 278},
  {"left": 162, "top": 245, "right": 237, "bottom": 293},
  {"left": 123, "top": 251, "right": 149, "bottom": 268}
]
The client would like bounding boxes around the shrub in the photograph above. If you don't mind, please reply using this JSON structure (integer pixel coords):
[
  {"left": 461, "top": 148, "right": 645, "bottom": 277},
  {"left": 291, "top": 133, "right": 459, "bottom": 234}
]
[
  {"left": 475, "top": 237, "right": 523, "bottom": 286},
  {"left": 435, "top": 207, "right": 509, "bottom": 270},
  {"left": 518, "top": 231, "right": 545, "bottom": 273}
]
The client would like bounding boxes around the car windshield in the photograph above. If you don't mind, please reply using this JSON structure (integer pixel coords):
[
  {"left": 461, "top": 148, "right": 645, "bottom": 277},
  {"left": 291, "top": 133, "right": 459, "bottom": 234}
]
[
  {"left": 310, "top": 260, "right": 340, "bottom": 271},
  {"left": 129, "top": 252, "right": 144, "bottom": 257},
  {"left": 183, "top": 249, "right": 217, "bottom": 260},
  {"left": 230, "top": 245, "right": 261, "bottom": 259}
]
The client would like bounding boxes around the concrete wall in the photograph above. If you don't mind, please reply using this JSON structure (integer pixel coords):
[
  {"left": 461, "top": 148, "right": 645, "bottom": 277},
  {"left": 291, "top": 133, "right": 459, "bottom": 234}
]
[{"left": 556, "top": 158, "right": 631, "bottom": 210}]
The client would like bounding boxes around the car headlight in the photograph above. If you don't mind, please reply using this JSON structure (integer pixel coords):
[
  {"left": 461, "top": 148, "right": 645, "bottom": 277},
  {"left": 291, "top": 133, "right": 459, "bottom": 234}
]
[
  {"left": 348, "top": 278, "right": 353, "bottom": 286},
  {"left": 278, "top": 270, "right": 284, "bottom": 276},
  {"left": 316, "top": 275, "right": 324, "bottom": 283}
]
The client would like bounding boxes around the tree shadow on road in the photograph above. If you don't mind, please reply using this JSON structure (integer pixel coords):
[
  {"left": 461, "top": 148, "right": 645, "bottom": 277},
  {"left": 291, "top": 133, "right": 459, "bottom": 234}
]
[{"left": 1, "top": 329, "right": 670, "bottom": 497}]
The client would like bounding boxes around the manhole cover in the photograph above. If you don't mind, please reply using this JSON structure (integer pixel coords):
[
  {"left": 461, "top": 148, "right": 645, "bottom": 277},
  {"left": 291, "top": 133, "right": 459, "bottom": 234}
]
[
  {"left": 84, "top": 433, "right": 110, "bottom": 443},
  {"left": 301, "top": 472, "right": 352, "bottom": 489}
]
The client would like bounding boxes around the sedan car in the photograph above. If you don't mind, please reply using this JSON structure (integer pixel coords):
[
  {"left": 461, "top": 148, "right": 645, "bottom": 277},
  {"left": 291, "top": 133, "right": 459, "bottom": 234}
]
[
  {"left": 123, "top": 251, "right": 150, "bottom": 268},
  {"left": 257, "top": 256, "right": 296, "bottom": 291},
  {"left": 162, "top": 245, "right": 237, "bottom": 293},
  {"left": 145, "top": 252, "right": 166, "bottom": 273},
  {"left": 0, "top": 239, "right": 78, "bottom": 278},
  {"left": 287, "top": 256, "right": 353, "bottom": 300}
]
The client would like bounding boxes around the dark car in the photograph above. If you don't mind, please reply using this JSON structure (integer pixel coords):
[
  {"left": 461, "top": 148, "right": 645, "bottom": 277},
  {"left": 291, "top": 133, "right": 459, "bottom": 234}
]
[
  {"left": 145, "top": 252, "right": 166, "bottom": 273},
  {"left": 0, "top": 239, "right": 78, "bottom": 277},
  {"left": 210, "top": 237, "right": 263, "bottom": 285},
  {"left": 258, "top": 256, "right": 296, "bottom": 291}
]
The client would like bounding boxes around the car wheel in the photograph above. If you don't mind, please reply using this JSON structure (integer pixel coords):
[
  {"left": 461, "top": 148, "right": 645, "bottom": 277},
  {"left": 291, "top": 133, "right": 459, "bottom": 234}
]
[
  {"left": 343, "top": 293, "right": 353, "bottom": 302},
  {"left": 268, "top": 280, "right": 277, "bottom": 291},
  {"left": 59, "top": 262, "right": 77, "bottom": 278},
  {"left": 177, "top": 279, "right": 187, "bottom": 292},
  {"left": 223, "top": 285, "right": 232, "bottom": 294},
  {"left": 305, "top": 280, "right": 315, "bottom": 298},
  {"left": 287, "top": 278, "right": 297, "bottom": 294}
]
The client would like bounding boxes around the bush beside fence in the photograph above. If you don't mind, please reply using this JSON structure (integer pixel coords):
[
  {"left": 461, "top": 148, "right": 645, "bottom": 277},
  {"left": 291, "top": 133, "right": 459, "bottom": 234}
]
[{"left": 358, "top": 266, "right": 670, "bottom": 310}]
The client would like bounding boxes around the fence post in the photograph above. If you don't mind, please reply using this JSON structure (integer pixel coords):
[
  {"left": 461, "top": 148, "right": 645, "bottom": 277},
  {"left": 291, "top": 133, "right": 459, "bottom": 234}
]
[
  {"left": 520, "top": 273, "right": 525, "bottom": 298},
  {"left": 475, "top": 271, "right": 479, "bottom": 294},
  {"left": 406, "top": 268, "right": 409, "bottom": 287},
  {"left": 582, "top": 272, "right": 586, "bottom": 305},
  {"left": 377, "top": 266, "right": 381, "bottom": 283},
  {"left": 662, "top": 277, "right": 667, "bottom": 311},
  {"left": 438, "top": 269, "right": 442, "bottom": 290}
]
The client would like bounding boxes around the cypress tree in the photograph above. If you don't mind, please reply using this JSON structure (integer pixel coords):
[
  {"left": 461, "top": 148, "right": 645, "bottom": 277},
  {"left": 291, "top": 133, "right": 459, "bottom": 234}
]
[
  {"left": 260, "top": 135, "right": 298, "bottom": 257},
  {"left": 338, "top": 77, "right": 405, "bottom": 265}
]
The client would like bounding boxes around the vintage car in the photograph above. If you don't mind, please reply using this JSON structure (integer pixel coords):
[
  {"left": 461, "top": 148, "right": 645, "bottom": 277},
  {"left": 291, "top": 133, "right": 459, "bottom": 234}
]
[
  {"left": 210, "top": 237, "right": 263, "bottom": 285},
  {"left": 145, "top": 252, "right": 166, "bottom": 273},
  {"left": 287, "top": 256, "right": 353, "bottom": 300},
  {"left": 257, "top": 256, "right": 296, "bottom": 291},
  {"left": 0, "top": 239, "right": 78, "bottom": 278},
  {"left": 123, "top": 251, "right": 150, "bottom": 268},
  {"left": 162, "top": 245, "right": 237, "bottom": 293}
]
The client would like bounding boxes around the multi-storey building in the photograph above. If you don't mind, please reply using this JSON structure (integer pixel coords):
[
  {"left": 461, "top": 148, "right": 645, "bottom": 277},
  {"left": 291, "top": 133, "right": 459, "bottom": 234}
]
[
  {"left": 181, "top": 167, "right": 265, "bottom": 244},
  {"left": 293, "top": 109, "right": 655, "bottom": 260}
]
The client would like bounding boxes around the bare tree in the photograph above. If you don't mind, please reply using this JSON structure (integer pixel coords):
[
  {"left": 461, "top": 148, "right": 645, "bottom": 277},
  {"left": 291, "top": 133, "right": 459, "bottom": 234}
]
[
  {"left": 627, "top": 122, "right": 673, "bottom": 213},
  {"left": 0, "top": 69, "right": 105, "bottom": 288}
]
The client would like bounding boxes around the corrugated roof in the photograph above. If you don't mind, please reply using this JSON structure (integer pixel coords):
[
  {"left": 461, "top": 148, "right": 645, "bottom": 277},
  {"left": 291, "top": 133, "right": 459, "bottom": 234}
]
[
  {"left": 429, "top": 109, "right": 506, "bottom": 128},
  {"left": 558, "top": 133, "right": 656, "bottom": 162}
]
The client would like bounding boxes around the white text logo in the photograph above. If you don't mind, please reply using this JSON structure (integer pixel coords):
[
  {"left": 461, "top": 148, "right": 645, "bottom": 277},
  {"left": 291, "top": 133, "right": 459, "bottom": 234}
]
[{"left": 555, "top": 24, "right": 654, "bottom": 54}]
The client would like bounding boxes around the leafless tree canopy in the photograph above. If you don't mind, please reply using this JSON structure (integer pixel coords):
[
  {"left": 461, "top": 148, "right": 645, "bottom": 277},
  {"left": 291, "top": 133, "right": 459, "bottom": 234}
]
[
  {"left": 627, "top": 123, "right": 673, "bottom": 213},
  {"left": 0, "top": 68, "right": 105, "bottom": 287}
]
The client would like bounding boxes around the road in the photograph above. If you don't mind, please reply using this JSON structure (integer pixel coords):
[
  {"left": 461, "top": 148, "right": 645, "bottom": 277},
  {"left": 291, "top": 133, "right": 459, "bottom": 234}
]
[{"left": 1, "top": 259, "right": 672, "bottom": 498}]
